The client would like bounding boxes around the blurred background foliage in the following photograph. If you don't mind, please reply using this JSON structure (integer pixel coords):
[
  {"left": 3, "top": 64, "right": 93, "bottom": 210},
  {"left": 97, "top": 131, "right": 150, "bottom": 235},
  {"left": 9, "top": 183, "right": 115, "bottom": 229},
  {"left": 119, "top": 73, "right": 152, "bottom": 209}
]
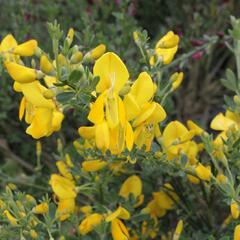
[{"left": 0, "top": 0, "right": 239, "bottom": 176}]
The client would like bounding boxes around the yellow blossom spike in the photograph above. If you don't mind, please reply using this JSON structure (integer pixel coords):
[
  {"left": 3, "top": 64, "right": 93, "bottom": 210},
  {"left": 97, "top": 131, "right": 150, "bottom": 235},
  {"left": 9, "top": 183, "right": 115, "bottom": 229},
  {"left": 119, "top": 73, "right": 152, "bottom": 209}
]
[
  {"left": 111, "top": 218, "right": 130, "bottom": 240},
  {"left": 13, "top": 39, "right": 38, "bottom": 56},
  {"left": 5, "top": 62, "right": 37, "bottom": 83},
  {"left": 130, "top": 72, "right": 155, "bottom": 105},
  {"left": 234, "top": 224, "right": 240, "bottom": 240},
  {"left": 79, "top": 213, "right": 103, "bottom": 235},
  {"left": 40, "top": 55, "right": 54, "bottom": 74},
  {"left": 95, "top": 121, "right": 110, "bottom": 151},
  {"left": 94, "top": 52, "right": 129, "bottom": 94},
  {"left": 210, "top": 113, "right": 237, "bottom": 131},
  {"left": 106, "top": 206, "right": 130, "bottom": 222},
  {"left": 170, "top": 72, "right": 184, "bottom": 90},
  {"left": 195, "top": 163, "right": 211, "bottom": 181},
  {"left": 119, "top": 175, "right": 142, "bottom": 199},
  {"left": 231, "top": 200, "right": 239, "bottom": 219},
  {"left": 33, "top": 202, "right": 49, "bottom": 214},
  {"left": 91, "top": 44, "right": 106, "bottom": 60},
  {"left": 82, "top": 160, "right": 107, "bottom": 172},
  {"left": 156, "top": 31, "right": 179, "bottom": 49}
]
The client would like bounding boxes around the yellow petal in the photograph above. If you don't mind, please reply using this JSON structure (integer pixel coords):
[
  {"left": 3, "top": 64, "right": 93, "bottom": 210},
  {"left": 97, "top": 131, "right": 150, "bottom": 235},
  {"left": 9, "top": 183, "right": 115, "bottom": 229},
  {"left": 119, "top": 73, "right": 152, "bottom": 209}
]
[
  {"left": 3, "top": 210, "right": 17, "bottom": 226},
  {"left": 119, "top": 175, "right": 142, "bottom": 199},
  {"left": 210, "top": 113, "right": 237, "bottom": 131},
  {"left": 153, "top": 191, "right": 174, "bottom": 210},
  {"left": 146, "top": 102, "right": 166, "bottom": 124},
  {"left": 125, "top": 121, "right": 134, "bottom": 151},
  {"left": 5, "top": 62, "right": 37, "bottom": 83},
  {"left": 106, "top": 206, "right": 130, "bottom": 222},
  {"left": 88, "top": 93, "right": 105, "bottom": 124},
  {"left": 195, "top": 163, "right": 211, "bottom": 181},
  {"left": 13, "top": 81, "right": 22, "bottom": 92},
  {"left": 111, "top": 219, "right": 130, "bottom": 240},
  {"left": 91, "top": 44, "right": 106, "bottom": 60},
  {"left": 79, "top": 213, "right": 103, "bottom": 235},
  {"left": 162, "top": 121, "right": 189, "bottom": 148},
  {"left": 78, "top": 126, "right": 96, "bottom": 139},
  {"left": 82, "top": 160, "right": 107, "bottom": 172},
  {"left": 170, "top": 72, "right": 184, "bottom": 90},
  {"left": 52, "top": 111, "right": 64, "bottom": 132},
  {"left": 21, "top": 81, "right": 54, "bottom": 109},
  {"left": 95, "top": 121, "right": 110, "bottom": 150},
  {"left": 19, "top": 97, "right": 26, "bottom": 120},
  {"left": 156, "top": 31, "right": 179, "bottom": 49},
  {"left": 44, "top": 76, "right": 57, "bottom": 88},
  {"left": 123, "top": 93, "right": 140, "bottom": 121},
  {"left": 13, "top": 40, "right": 38, "bottom": 56},
  {"left": 56, "top": 161, "right": 73, "bottom": 180},
  {"left": 26, "top": 108, "right": 53, "bottom": 139},
  {"left": 106, "top": 93, "right": 120, "bottom": 128},
  {"left": 130, "top": 72, "right": 155, "bottom": 105},
  {"left": 133, "top": 102, "right": 156, "bottom": 127},
  {"left": 33, "top": 202, "right": 49, "bottom": 214},
  {"left": 40, "top": 55, "right": 54, "bottom": 74},
  {"left": 187, "top": 120, "right": 204, "bottom": 136},
  {"left": 49, "top": 174, "right": 76, "bottom": 199},
  {"left": 155, "top": 46, "right": 178, "bottom": 65},
  {"left": 94, "top": 52, "right": 129, "bottom": 94},
  {"left": 57, "top": 198, "right": 75, "bottom": 221},
  {"left": 234, "top": 224, "right": 240, "bottom": 240},
  {"left": 0, "top": 34, "right": 18, "bottom": 51},
  {"left": 231, "top": 200, "right": 239, "bottom": 219}
]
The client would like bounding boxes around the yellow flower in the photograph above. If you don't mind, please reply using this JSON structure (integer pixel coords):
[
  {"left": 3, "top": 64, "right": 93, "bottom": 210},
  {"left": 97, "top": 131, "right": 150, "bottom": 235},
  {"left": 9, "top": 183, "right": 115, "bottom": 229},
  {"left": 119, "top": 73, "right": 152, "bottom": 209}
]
[
  {"left": 94, "top": 52, "right": 129, "bottom": 94},
  {"left": 155, "top": 31, "right": 179, "bottom": 65},
  {"left": 156, "top": 31, "right": 179, "bottom": 49},
  {"left": 13, "top": 39, "right": 38, "bottom": 56},
  {"left": 3, "top": 210, "right": 17, "bottom": 225},
  {"left": 111, "top": 218, "right": 130, "bottom": 240},
  {"left": 79, "top": 213, "right": 103, "bottom": 235},
  {"left": 5, "top": 62, "right": 38, "bottom": 83},
  {"left": 195, "top": 163, "right": 211, "bottom": 181},
  {"left": 119, "top": 175, "right": 143, "bottom": 202},
  {"left": 79, "top": 205, "right": 92, "bottom": 216},
  {"left": 0, "top": 34, "right": 18, "bottom": 61},
  {"left": 49, "top": 174, "right": 76, "bottom": 199},
  {"left": 216, "top": 173, "right": 228, "bottom": 184},
  {"left": 70, "top": 51, "right": 83, "bottom": 64},
  {"left": 82, "top": 160, "right": 108, "bottom": 172},
  {"left": 33, "top": 202, "right": 49, "bottom": 214},
  {"left": 234, "top": 224, "right": 240, "bottom": 240},
  {"left": 231, "top": 200, "right": 239, "bottom": 219},
  {"left": 170, "top": 72, "right": 184, "bottom": 90},
  {"left": 57, "top": 198, "right": 75, "bottom": 221},
  {"left": 106, "top": 206, "right": 130, "bottom": 222},
  {"left": 187, "top": 120, "right": 204, "bottom": 136}
]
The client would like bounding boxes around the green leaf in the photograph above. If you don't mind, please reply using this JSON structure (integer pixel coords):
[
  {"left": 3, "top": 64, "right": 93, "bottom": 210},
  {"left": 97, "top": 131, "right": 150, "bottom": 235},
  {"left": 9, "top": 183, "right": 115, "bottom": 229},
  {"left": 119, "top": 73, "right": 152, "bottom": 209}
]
[
  {"left": 56, "top": 91, "right": 75, "bottom": 103},
  {"left": 69, "top": 70, "right": 82, "bottom": 83}
]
